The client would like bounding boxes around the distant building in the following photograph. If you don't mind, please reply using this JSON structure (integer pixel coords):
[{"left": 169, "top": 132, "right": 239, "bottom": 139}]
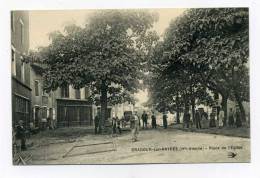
[
  {"left": 111, "top": 102, "right": 134, "bottom": 119},
  {"left": 196, "top": 91, "right": 250, "bottom": 121},
  {"left": 11, "top": 11, "right": 31, "bottom": 128}
]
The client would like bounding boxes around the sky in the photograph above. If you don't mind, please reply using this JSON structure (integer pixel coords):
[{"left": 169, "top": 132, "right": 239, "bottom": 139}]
[
  {"left": 28, "top": 9, "right": 185, "bottom": 106},
  {"left": 29, "top": 9, "right": 185, "bottom": 50}
]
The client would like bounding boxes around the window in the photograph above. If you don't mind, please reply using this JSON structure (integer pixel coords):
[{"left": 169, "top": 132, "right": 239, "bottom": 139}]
[
  {"left": 76, "top": 108, "right": 80, "bottom": 121},
  {"left": 11, "top": 12, "right": 14, "bottom": 32},
  {"left": 19, "top": 19, "right": 24, "bottom": 44},
  {"left": 15, "top": 96, "right": 29, "bottom": 114},
  {"left": 35, "top": 80, "right": 39, "bottom": 96},
  {"left": 49, "top": 108, "right": 53, "bottom": 119},
  {"left": 42, "top": 96, "right": 48, "bottom": 106},
  {"left": 61, "top": 85, "right": 69, "bottom": 98},
  {"left": 75, "top": 89, "right": 80, "bottom": 99},
  {"left": 21, "top": 62, "right": 25, "bottom": 82},
  {"left": 85, "top": 87, "right": 90, "bottom": 99},
  {"left": 11, "top": 48, "right": 16, "bottom": 76},
  {"left": 42, "top": 107, "right": 47, "bottom": 118}
]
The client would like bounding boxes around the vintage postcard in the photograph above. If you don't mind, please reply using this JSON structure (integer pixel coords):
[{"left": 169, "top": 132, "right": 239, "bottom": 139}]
[{"left": 11, "top": 8, "right": 250, "bottom": 165}]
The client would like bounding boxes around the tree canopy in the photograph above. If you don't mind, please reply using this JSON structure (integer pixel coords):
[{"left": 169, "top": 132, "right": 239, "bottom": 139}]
[
  {"left": 147, "top": 8, "right": 249, "bottom": 123},
  {"left": 27, "top": 10, "right": 159, "bottom": 131}
]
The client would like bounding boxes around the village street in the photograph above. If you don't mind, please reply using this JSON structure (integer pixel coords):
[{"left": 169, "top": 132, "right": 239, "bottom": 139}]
[
  {"left": 25, "top": 126, "right": 250, "bottom": 164},
  {"left": 10, "top": 9, "right": 250, "bottom": 166},
  {"left": 2, "top": 5, "right": 256, "bottom": 178}
]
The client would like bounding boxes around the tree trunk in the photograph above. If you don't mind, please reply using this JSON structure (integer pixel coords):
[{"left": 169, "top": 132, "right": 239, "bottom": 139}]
[
  {"left": 176, "top": 107, "right": 180, "bottom": 124},
  {"left": 234, "top": 91, "right": 246, "bottom": 122},
  {"left": 99, "top": 80, "right": 107, "bottom": 133},
  {"left": 176, "top": 94, "right": 180, "bottom": 124},
  {"left": 189, "top": 86, "right": 195, "bottom": 125},
  {"left": 221, "top": 94, "right": 228, "bottom": 126},
  {"left": 191, "top": 98, "right": 195, "bottom": 126}
]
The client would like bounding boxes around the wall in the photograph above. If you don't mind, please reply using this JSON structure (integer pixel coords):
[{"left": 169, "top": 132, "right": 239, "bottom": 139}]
[
  {"left": 30, "top": 64, "right": 58, "bottom": 128},
  {"left": 11, "top": 11, "right": 31, "bottom": 128},
  {"left": 11, "top": 11, "right": 30, "bottom": 86}
]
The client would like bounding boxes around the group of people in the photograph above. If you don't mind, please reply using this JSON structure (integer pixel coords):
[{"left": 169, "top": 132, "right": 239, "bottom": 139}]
[
  {"left": 142, "top": 111, "right": 168, "bottom": 129},
  {"left": 93, "top": 110, "right": 169, "bottom": 142},
  {"left": 182, "top": 107, "right": 243, "bottom": 129},
  {"left": 141, "top": 111, "right": 166, "bottom": 129},
  {"left": 130, "top": 111, "right": 166, "bottom": 142},
  {"left": 94, "top": 113, "right": 123, "bottom": 135},
  {"left": 224, "top": 108, "right": 242, "bottom": 127}
]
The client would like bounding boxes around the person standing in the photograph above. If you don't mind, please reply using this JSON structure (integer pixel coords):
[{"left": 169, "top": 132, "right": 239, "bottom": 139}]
[
  {"left": 235, "top": 109, "right": 242, "bottom": 127},
  {"left": 112, "top": 116, "right": 117, "bottom": 136},
  {"left": 201, "top": 111, "right": 208, "bottom": 129},
  {"left": 163, "top": 113, "right": 168, "bottom": 129},
  {"left": 131, "top": 111, "right": 140, "bottom": 142},
  {"left": 151, "top": 112, "right": 157, "bottom": 129},
  {"left": 195, "top": 110, "right": 201, "bottom": 129},
  {"left": 141, "top": 111, "right": 148, "bottom": 129},
  {"left": 209, "top": 112, "right": 216, "bottom": 128},
  {"left": 116, "top": 116, "right": 122, "bottom": 134},
  {"left": 218, "top": 108, "right": 224, "bottom": 128},
  {"left": 183, "top": 110, "right": 191, "bottom": 128},
  {"left": 16, "top": 120, "right": 27, "bottom": 151},
  {"left": 94, "top": 113, "right": 100, "bottom": 134},
  {"left": 228, "top": 108, "right": 235, "bottom": 127}
]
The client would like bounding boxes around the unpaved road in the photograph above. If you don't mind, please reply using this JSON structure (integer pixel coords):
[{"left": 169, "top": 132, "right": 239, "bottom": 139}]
[{"left": 27, "top": 127, "right": 250, "bottom": 164}]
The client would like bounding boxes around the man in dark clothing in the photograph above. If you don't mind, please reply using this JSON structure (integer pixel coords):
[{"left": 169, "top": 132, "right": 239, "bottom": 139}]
[
  {"left": 151, "top": 113, "right": 157, "bottom": 129},
  {"left": 228, "top": 108, "right": 235, "bottom": 127},
  {"left": 163, "top": 113, "right": 168, "bottom": 129},
  {"left": 16, "top": 120, "right": 26, "bottom": 151},
  {"left": 235, "top": 110, "right": 242, "bottom": 127},
  {"left": 195, "top": 110, "right": 201, "bottom": 129},
  {"left": 183, "top": 111, "right": 190, "bottom": 128},
  {"left": 94, "top": 114, "right": 100, "bottom": 134},
  {"left": 141, "top": 111, "right": 148, "bottom": 129},
  {"left": 112, "top": 116, "right": 117, "bottom": 136},
  {"left": 209, "top": 112, "right": 216, "bottom": 127},
  {"left": 116, "top": 116, "right": 122, "bottom": 134}
]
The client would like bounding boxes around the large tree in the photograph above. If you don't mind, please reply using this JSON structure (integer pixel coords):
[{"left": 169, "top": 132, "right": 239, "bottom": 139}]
[
  {"left": 30, "top": 10, "right": 158, "bottom": 132},
  {"left": 151, "top": 8, "right": 249, "bottom": 124}
]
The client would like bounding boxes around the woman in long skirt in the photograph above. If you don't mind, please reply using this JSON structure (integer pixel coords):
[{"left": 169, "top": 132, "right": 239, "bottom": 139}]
[{"left": 218, "top": 108, "right": 224, "bottom": 128}]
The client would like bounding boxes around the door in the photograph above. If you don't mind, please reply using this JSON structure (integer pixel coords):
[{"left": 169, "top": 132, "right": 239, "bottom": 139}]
[{"left": 34, "top": 107, "right": 40, "bottom": 128}]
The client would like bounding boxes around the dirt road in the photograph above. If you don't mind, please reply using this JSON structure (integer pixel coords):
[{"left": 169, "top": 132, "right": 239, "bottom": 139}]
[{"left": 26, "top": 127, "right": 250, "bottom": 164}]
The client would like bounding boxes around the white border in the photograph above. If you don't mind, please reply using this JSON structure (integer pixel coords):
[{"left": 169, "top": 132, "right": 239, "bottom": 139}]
[{"left": 1, "top": 0, "right": 260, "bottom": 178}]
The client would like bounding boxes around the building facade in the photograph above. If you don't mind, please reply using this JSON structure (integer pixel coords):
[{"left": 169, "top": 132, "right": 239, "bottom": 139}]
[
  {"left": 55, "top": 85, "right": 94, "bottom": 127},
  {"left": 111, "top": 102, "right": 134, "bottom": 119},
  {"left": 30, "top": 63, "right": 56, "bottom": 129},
  {"left": 11, "top": 11, "right": 31, "bottom": 128},
  {"left": 30, "top": 63, "right": 95, "bottom": 128}
]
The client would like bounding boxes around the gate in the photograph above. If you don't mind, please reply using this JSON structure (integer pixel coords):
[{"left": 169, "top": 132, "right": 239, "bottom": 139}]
[{"left": 13, "top": 94, "right": 31, "bottom": 128}]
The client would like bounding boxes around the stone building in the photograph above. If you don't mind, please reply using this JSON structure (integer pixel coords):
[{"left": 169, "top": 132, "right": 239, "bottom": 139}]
[
  {"left": 30, "top": 63, "right": 95, "bottom": 128},
  {"left": 54, "top": 85, "right": 94, "bottom": 127},
  {"left": 11, "top": 11, "right": 31, "bottom": 128},
  {"left": 30, "top": 63, "right": 56, "bottom": 129}
]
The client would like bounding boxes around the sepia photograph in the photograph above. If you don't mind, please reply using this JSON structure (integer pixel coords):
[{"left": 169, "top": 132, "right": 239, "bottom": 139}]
[{"left": 11, "top": 8, "right": 250, "bottom": 165}]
